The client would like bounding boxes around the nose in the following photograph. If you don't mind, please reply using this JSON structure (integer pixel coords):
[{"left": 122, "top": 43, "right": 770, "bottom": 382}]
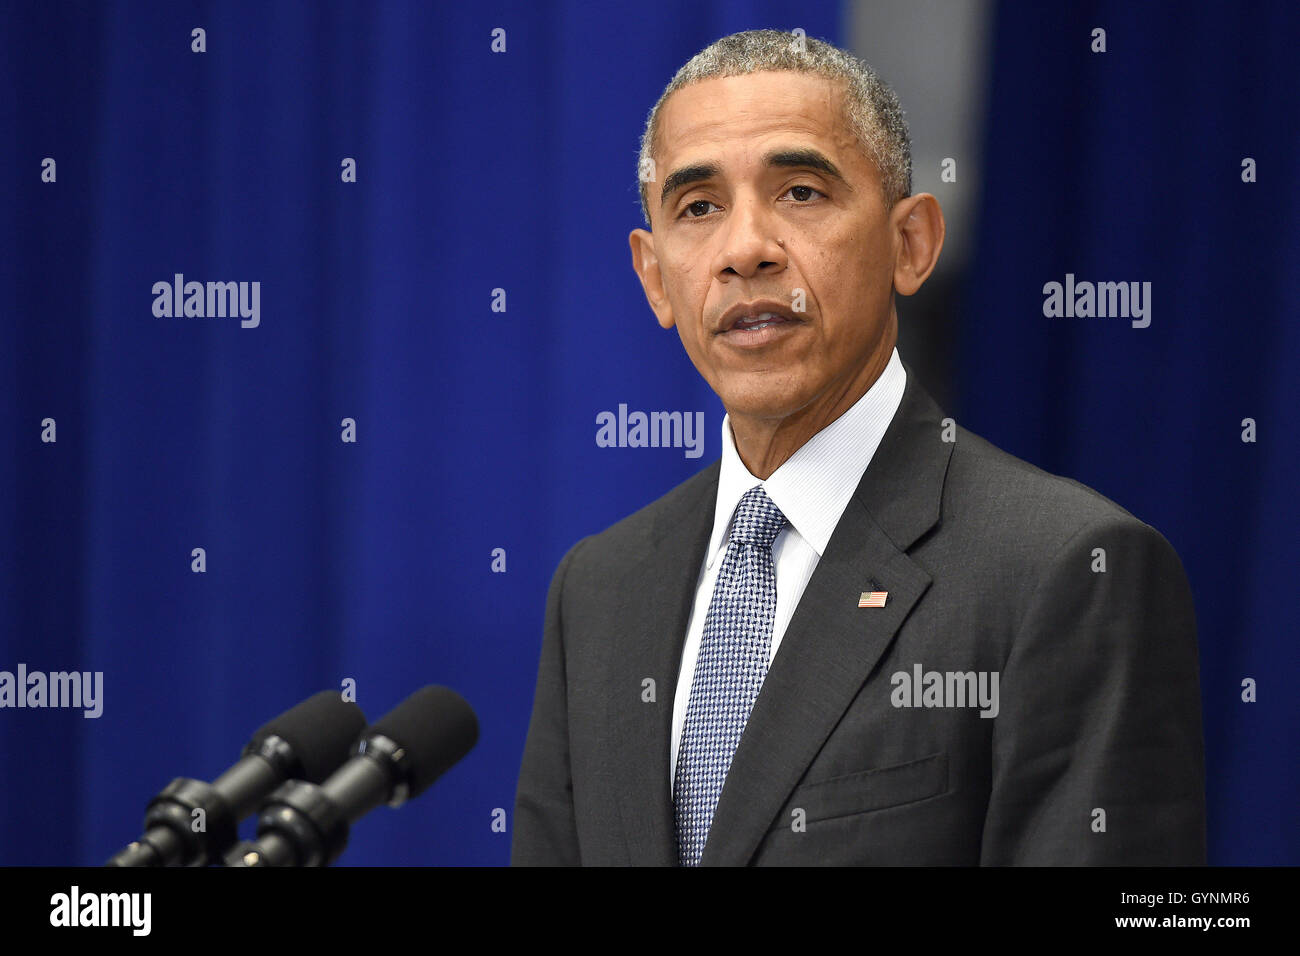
[{"left": 711, "top": 192, "right": 787, "bottom": 281}]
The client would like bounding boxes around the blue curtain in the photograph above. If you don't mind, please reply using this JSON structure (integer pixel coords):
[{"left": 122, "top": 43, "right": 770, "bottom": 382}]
[
  {"left": 0, "top": 0, "right": 842, "bottom": 865},
  {"left": 5, "top": 0, "right": 1293, "bottom": 868},
  {"left": 963, "top": 1, "right": 1299, "bottom": 864}
]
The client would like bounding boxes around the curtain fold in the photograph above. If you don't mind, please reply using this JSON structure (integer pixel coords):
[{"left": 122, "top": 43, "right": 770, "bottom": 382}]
[
  {"left": 963, "top": 0, "right": 1299, "bottom": 865},
  {"left": 0, "top": 0, "right": 841, "bottom": 866}
]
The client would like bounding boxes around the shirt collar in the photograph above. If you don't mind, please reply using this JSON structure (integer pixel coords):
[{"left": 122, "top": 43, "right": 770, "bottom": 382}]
[{"left": 706, "top": 347, "right": 907, "bottom": 569}]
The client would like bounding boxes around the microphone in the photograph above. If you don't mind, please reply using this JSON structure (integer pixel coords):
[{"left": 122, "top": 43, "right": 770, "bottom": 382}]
[
  {"left": 105, "top": 690, "right": 367, "bottom": 867},
  {"left": 225, "top": 685, "right": 478, "bottom": 867}
]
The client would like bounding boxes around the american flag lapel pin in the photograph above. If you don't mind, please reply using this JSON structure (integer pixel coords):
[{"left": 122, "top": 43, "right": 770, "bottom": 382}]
[{"left": 858, "top": 590, "right": 888, "bottom": 608}]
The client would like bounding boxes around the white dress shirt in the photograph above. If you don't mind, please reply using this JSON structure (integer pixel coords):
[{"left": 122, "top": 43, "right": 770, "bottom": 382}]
[{"left": 669, "top": 347, "right": 907, "bottom": 791}]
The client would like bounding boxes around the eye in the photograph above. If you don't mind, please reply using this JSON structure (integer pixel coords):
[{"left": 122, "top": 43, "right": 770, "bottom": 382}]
[
  {"left": 681, "top": 199, "right": 719, "bottom": 219},
  {"left": 782, "top": 184, "right": 824, "bottom": 202}
]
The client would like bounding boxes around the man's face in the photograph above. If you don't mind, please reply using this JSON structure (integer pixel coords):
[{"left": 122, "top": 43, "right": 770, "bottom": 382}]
[{"left": 631, "top": 70, "right": 904, "bottom": 423}]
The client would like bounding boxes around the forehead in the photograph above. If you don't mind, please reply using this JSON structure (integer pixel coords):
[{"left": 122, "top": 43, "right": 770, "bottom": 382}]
[{"left": 654, "top": 70, "right": 857, "bottom": 164}]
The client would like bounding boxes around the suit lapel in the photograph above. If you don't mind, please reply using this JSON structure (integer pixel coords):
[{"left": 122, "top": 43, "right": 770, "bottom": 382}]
[
  {"left": 606, "top": 464, "right": 718, "bottom": 865},
  {"left": 701, "top": 369, "right": 953, "bottom": 865},
  {"left": 603, "top": 369, "right": 953, "bottom": 867}
]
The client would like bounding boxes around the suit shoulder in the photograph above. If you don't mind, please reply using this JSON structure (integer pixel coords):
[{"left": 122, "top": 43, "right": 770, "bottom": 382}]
[
  {"left": 933, "top": 425, "right": 1192, "bottom": 636},
  {"left": 944, "top": 424, "right": 1172, "bottom": 556}
]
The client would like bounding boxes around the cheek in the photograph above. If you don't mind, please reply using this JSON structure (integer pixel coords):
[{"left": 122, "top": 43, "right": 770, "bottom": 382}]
[
  {"left": 800, "top": 232, "right": 869, "bottom": 307},
  {"left": 669, "top": 280, "right": 712, "bottom": 334},
  {"left": 830, "top": 228, "right": 893, "bottom": 297},
  {"left": 800, "top": 233, "right": 894, "bottom": 348},
  {"left": 802, "top": 220, "right": 865, "bottom": 272},
  {"left": 662, "top": 248, "right": 708, "bottom": 304}
]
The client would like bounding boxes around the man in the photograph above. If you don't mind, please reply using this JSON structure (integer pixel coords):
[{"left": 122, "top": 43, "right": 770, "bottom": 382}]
[{"left": 512, "top": 30, "right": 1205, "bottom": 866}]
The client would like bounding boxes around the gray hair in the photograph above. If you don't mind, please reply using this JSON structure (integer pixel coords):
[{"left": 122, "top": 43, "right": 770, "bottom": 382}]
[{"left": 636, "top": 29, "right": 911, "bottom": 226}]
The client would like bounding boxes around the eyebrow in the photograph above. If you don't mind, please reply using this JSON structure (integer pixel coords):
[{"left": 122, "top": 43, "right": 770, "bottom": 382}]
[{"left": 659, "top": 148, "right": 851, "bottom": 208}]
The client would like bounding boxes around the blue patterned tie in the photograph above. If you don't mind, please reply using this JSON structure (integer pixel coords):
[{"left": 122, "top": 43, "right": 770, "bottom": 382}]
[{"left": 674, "top": 484, "right": 788, "bottom": 866}]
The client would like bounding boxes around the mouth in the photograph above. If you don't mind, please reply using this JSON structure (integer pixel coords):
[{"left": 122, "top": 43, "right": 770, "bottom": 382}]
[
  {"left": 716, "top": 300, "right": 805, "bottom": 334},
  {"left": 728, "top": 312, "right": 792, "bottom": 333},
  {"left": 715, "top": 301, "right": 805, "bottom": 348}
]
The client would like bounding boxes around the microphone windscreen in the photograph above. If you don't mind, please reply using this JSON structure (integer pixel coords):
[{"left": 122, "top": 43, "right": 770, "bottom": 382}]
[
  {"left": 369, "top": 685, "right": 479, "bottom": 798},
  {"left": 247, "top": 690, "right": 368, "bottom": 783}
]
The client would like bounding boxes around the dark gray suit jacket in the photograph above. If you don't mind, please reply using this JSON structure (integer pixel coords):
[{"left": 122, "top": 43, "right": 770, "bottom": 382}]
[{"left": 512, "top": 370, "right": 1206, "bottom": 865}]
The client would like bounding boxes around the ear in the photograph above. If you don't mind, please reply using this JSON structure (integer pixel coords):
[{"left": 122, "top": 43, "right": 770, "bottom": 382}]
[
  {"left": 629, "top": 228, "right": 676, "bottom": 329},
  {"left": 890, "top": 193, "right": 945, "bottom": 296}
]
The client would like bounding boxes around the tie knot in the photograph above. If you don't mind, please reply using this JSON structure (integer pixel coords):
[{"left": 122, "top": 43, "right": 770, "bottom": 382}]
[{"left": 729, "top": 485, "right": 787, "bottom": 550}]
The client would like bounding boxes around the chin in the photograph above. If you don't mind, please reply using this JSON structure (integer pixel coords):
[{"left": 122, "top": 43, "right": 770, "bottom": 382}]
[{"left": 718, "top": 386, "right": 809, "bottom": 423}]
